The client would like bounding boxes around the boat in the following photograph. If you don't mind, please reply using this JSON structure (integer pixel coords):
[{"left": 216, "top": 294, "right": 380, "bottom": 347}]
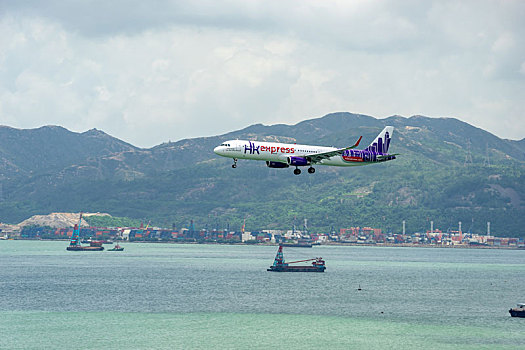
[
  {"left": 66, "top": 214, "right": 104, "bottom": 251},
  {"left": 281, "top": 242, "right": 313, "bottom": 248},
  {"left": 281, "top": 238, "right": 314, "bottom": 248},
  {"left": 267, "top": 245, "right": 325, "bottom": 272},
  {"left": 509, "top": 303, "right": 525, "bottom": 317},
  {"left": 66, "top": 244, "right": 104, "bottom": 251},
  {"left": 108, "top": 243, "right": 124, "bottom": 251}
]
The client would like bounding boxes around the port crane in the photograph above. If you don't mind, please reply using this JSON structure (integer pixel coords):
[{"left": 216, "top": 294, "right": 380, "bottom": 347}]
[{"left": 68, "top": 213, "right": 83, "bottom": 248}]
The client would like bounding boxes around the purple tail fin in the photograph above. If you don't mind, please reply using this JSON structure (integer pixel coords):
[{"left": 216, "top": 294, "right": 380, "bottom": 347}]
[{"left": 365, "top": 126, "right": 394, "bottom": 154}]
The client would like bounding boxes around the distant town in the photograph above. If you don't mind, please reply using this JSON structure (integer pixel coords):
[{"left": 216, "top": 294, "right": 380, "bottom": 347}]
[{"left": 2, "top": 219, "right": 524, "bottom": 248}]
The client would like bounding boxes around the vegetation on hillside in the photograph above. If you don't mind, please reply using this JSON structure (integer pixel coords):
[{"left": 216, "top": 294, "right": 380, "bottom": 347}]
[{"left": 84, "top": 215, "right": 142, "bottom": 228}]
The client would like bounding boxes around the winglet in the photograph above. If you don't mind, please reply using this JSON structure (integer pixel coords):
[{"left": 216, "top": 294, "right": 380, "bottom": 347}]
[{"left": 350, "top": 136, "right": 362, "bottom": 149}]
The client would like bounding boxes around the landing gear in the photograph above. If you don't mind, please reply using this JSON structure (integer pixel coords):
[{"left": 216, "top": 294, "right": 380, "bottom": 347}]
[
  {"left": 232, "top": 158, "right": 238, "bottom": 168},
  {"left": 293, "top": 167, "right": 315, "bottom": 175}
]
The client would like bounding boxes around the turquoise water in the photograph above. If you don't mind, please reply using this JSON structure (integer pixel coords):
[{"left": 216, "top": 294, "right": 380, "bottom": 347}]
[{"left": 1, "top": 241, "right": 524, "bottom": 349}]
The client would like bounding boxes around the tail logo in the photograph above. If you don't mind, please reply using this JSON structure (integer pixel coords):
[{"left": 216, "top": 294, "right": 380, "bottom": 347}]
[{"left": 366, "top": 131, "right": 390, "bottom": 154}]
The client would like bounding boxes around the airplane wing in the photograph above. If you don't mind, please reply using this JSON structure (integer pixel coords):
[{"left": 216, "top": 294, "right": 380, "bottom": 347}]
[{"left": 308, "top": 136, "right": 362, "bottom": 164}]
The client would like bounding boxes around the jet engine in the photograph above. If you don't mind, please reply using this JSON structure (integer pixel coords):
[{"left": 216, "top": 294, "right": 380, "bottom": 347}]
[
  {"left": 266, "top": 161, "right": 289, "bottom": 168},
  {"left": 287, "top": 156, "right": 310, "bottom": 166}
]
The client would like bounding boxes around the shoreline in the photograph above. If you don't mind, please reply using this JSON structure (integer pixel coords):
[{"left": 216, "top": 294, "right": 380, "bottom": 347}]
[{"left": 7, "top": 238, "right": 525, "bottom": 250}]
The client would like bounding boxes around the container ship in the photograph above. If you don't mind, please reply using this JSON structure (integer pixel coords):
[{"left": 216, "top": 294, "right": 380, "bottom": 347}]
[
  {"left": 267, "top": 245, "right": 325, "bottom": 272},
  {"left": 66, "top": 214, "right": 104, "bottom": 251}
]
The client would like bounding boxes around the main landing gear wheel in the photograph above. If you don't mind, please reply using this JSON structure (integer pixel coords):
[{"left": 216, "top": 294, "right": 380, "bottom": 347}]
[
  {"left": 308, "top": 167, "right": 316, "bottom": 174},
  {"left": 294, "top": 168, "right": 301, "bottom": 175},
  {"left": 232, "top": 158, "right": 238, "bottom": 168}
]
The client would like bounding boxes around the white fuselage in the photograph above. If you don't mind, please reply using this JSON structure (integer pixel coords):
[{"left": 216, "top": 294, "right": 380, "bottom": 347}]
[{"left": 214, "top": 140, "right": 363, "bottom": 167}]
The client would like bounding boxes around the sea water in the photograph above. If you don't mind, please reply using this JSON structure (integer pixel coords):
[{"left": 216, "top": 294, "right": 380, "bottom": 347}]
[{"left": 1, "top": 241, "right": 524, "bottom": 349}]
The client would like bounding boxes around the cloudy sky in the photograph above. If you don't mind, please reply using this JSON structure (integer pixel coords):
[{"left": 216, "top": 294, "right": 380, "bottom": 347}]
[{"left": 1, "top": 1, "right": 524, "bottom": 147}]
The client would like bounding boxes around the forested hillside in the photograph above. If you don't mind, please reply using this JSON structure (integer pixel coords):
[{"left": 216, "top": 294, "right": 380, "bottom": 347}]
[{"left": 0, "top": 113, "right": 523, "bottom": 237}]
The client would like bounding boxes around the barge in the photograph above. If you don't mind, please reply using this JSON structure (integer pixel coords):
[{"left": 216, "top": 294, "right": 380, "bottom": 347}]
[
  {"left": 67, "top": 244, "right": 104, "bottom": 251},
  {"left": 66, "top": 214, "right": 104, "bottom": 251},
  {"left": 267, "top": 245, "right": 325, "bottom": 272}
]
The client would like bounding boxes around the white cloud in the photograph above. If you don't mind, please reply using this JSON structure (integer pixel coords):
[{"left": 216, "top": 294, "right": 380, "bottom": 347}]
[
  {"left": 0, "top": 1, "right": 524, "bottom": 147},
  {"left": 492, "top": 32, "right": 515, "bottom": 53}
]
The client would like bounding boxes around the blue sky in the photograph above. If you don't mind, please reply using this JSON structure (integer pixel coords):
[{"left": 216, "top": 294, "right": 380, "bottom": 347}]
[{"left": 1, "top": 0, "right": 524, "bottom": 147}]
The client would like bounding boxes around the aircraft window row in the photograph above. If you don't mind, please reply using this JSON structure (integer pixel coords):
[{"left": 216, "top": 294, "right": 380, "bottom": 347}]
[{"left": 221, "top": 143, "right": 231, "bottom": 147}]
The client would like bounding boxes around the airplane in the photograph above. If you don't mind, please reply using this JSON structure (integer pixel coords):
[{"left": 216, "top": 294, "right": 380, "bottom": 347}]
[{"left": 213, "top": 126, "right": 397, "bottom": 175}]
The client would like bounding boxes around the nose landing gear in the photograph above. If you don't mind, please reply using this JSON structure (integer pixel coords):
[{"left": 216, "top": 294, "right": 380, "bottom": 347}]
[{"left": 232, "top": 158, "right": 238, "bottom": 168}]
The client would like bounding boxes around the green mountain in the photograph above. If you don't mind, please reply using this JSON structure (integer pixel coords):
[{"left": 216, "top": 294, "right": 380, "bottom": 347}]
[
  {"left": 1, "top": 113, "right": 524, "bottom": 237},
  {"left": 0, "top": 125, "right": 137, "bottom": 175}
]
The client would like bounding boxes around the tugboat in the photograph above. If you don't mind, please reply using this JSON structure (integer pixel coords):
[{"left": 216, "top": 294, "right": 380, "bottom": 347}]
[
  {"left": 509, "top": 303, "right": 525, "bottom": 318},
  {"left": 66, "top": 214, "right": 104, "bottom": 251},
  {"left": 267, "top": 245, "right": 325, "bottom": 272},
  {"left": 108, "top": 243, "right": 124, "bottom": 251}
]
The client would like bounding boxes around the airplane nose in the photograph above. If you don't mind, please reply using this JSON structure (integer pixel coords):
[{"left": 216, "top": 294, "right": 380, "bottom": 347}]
[{"left": 213, "top": 146, "right": 221, "bottom": 155}]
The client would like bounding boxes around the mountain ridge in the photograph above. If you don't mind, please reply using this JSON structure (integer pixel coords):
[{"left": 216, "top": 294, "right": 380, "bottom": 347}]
[{"left": 0, "top": 125, "right": 138, "bottom": 178}]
